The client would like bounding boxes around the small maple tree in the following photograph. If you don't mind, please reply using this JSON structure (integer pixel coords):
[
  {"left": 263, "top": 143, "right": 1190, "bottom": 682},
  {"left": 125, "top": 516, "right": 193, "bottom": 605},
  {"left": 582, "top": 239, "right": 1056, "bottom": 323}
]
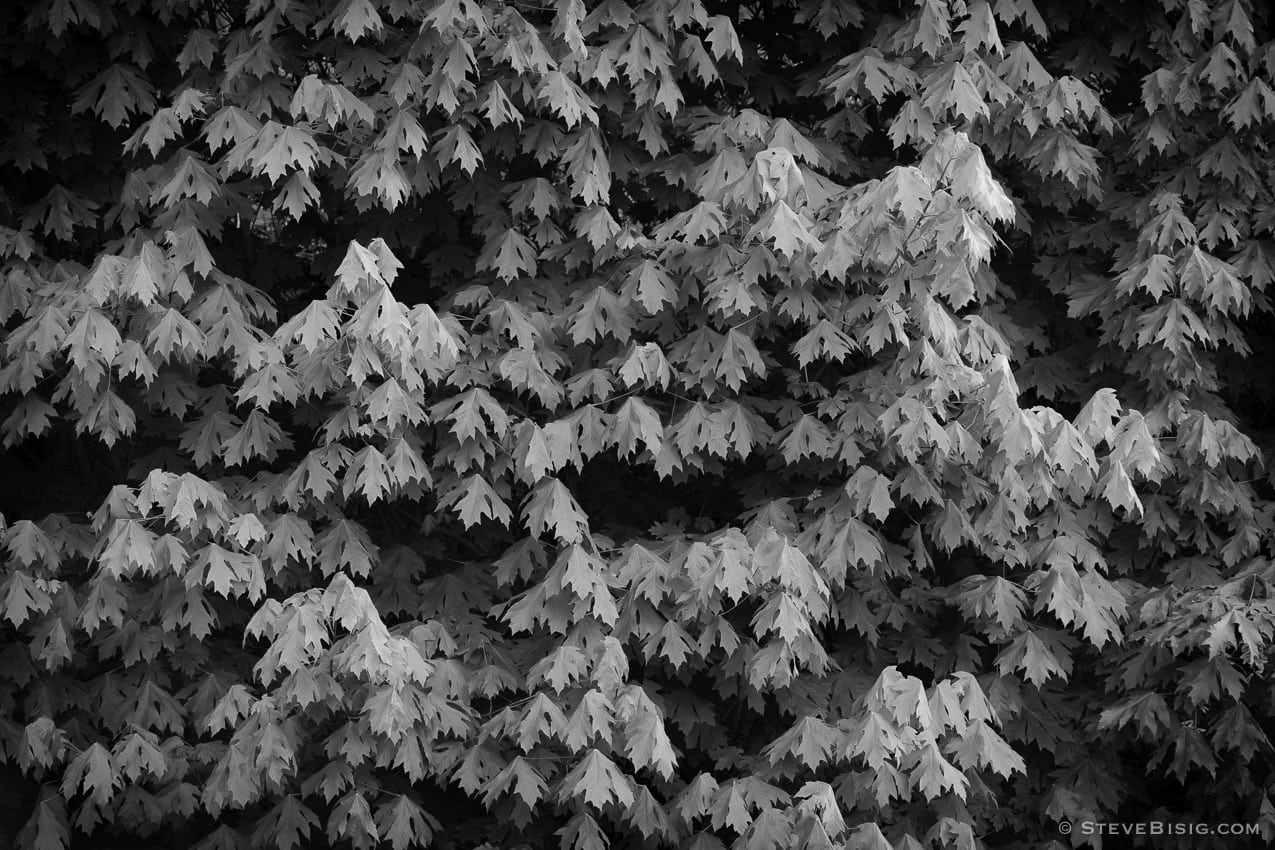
[{"left": 2, "top": 0, "right": 1275, "bottom": 849}]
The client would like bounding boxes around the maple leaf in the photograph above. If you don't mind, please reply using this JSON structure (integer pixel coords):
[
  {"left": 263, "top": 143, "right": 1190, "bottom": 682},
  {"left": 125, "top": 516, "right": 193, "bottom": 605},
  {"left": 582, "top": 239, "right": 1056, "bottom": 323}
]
[
  {"left": 315, "top": 519, "right": 378, "bottom": 578},
  {"left": 779, "top": 414, "right": 834, "bottom": 464},
  {"left": 523, "top": 478, "right": 590, "bottom": 543},
  {"left": 921, "top": 61, "right": 988, "bottom": 123},
  {"left": 561, "top": 129, "right": 611, "bottom": 204},
  {"left": 948, "top": 718, "right": 1025, "bottom": 778},
  {"left": 442, "top": 475, "right": 513, "bottom": 528},
  {"left": 563, "top": 689, "right": 614, "bottom": 752},
  {"left": 484, "top": 756, "right": 548, "bottom": 808},
  {"left": 435, "top": 125, "right": 483, "bottom": 174},
  {"left": 290, "top": 75, "right": 375, "bottom": 129},
  {"left": 844, "top": 466, "right": 893, "bottom": 521},
  {"left": 529, "top": 644, "right": 589, "bottom": 693},
  {"left": 24, "top": 185, "right": 98, "bottom": 241},
  {"left": 622, "top": 697, "right": 678, "bottom": 779},
  {"left": 61, "top": 742, "right": 118, "bottom": 805},
  {"left": 610, "top": 397, "right": 664, "bottom": 457},
  {"left": 826, "top": 48, "right": 918, "bottom": 101},
  {"left": 707, "top": 781, "right": 753, "bottom": 834},
  {"left": 906, "top": 740, "right": 968, "bottom": 801},
  {"left": 249, "top": 796, "right": 319, "bottom": 850},
  {"left": 792, "top": 319, "right": 856, "bottom": 367},
  {"left": 325, "top": 790, "right": 377, "bottom": 849},
  {"left": 996, "top": 629, "right": 1076, "bottom": 686},
  {"left": 626, "top": 260, "right": 676, "bottom": 313},
  {"left": 538, "top": 70, "right": 599, "bottom": 128},
  {"left": 74, "top": 64, "right": 157, "bottom": 127},
  {"left": 500, "top": 348, "right": 564, "bottom": 406},
  {"left": 1, "top": 572, "right": 53, "bottom": 627},
  {"left": 558, "top": 749, "right": 636, "bottom": 810},
  {"left": 1074, "top": 388, "right": 1121, "bottom": 445},
  {"left": 557, "top": 813, "right": 609, "bottom": 850},
  {"left": 949, "top": 140, "right": 1014, "bottom": 223},
  {"left": 1115, "top": 253, "right": 1175, "bottom": 299},
  {"left": 193, "top": 543, "right": 266, "bottom": 601},
  {"left": 674, "top": 773, "right": 719, "bottom": 825},
  {"left": 705, "top": 15, "right": 742, "bottom": 62},
  {"left": 332, "top": 0, "right": 384, "bottom": 41},
  {"left": 1097, "top": 460, "right": 1143, "bottom": 516},
  {"left": 509, "top": 177, "right": 561, "bottom": 220},
  {"left": 23, "top": 793, "right": 70, "bottom": 850},
  {"left": 956, "top": 575, "right": 1026, "bottom": 631},
  {"left": 765, "top": 716, "right": 839, "bottom": 769},
  {"left": 656, "top": 201, "right": 728, "bottom": 245},
  {"left": 746, "top": 201, "right": 822, "bottom": 258},
  {"left": 845, "top": 823, "right": 892, "bottom": 850},
  {"left": 481, "top": 229, "right": 539, "bottom": 282}
]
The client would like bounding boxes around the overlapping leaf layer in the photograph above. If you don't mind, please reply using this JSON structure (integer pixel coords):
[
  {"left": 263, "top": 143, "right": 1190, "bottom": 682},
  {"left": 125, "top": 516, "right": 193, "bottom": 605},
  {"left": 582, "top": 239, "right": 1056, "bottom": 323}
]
[{"left": 2, "top": 0, "right": 1274, "bottom": 848}]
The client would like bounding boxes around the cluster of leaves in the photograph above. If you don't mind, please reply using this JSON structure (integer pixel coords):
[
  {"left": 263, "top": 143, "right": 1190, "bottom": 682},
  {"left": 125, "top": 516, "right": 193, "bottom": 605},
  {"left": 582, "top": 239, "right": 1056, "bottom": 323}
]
[{"left": 2, "top": 0, "right": 1275, "bottom": 848}]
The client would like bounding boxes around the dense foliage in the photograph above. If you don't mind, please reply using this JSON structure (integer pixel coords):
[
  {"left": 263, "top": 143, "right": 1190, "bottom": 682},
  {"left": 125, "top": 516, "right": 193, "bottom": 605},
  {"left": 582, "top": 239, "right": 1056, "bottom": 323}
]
[{"left": 2, "top": 0, "right": 1275, "bottom": 848}]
